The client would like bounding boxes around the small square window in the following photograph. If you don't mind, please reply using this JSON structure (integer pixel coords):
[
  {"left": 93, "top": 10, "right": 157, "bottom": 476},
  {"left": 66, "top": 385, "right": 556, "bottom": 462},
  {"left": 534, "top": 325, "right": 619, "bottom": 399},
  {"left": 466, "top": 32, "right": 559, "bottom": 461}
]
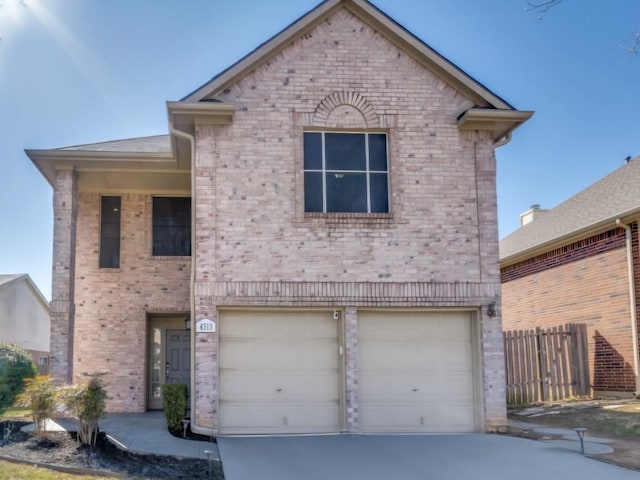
[{"left": 303, "top": 132, "right": 389, "bottom": 213}]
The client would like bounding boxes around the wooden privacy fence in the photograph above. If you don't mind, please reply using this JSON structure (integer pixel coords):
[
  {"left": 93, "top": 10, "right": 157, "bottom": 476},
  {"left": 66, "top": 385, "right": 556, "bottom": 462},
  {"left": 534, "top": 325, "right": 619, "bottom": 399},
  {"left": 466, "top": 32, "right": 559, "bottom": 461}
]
[{"left": 504, "top": 324, "right": 590, "bottom": 404}]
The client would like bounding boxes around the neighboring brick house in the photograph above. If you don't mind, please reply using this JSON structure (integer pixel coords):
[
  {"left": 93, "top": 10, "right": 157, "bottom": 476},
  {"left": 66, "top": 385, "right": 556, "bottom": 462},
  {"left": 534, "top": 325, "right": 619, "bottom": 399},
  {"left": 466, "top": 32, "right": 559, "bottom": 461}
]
[
  {"left": 0, "top": 274, "right": 50, "bottom": 372},
  {"left": 27, "top": 0, "right": 532, "bottom": 434},
  {"left": 501, "top": 157, "right": 640, "bottom": 398}
]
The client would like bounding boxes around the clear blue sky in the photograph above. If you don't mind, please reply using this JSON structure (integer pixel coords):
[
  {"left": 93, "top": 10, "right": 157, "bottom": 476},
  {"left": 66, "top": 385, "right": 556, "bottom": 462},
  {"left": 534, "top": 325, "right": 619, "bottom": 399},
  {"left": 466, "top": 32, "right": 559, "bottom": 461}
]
[{"left": 1, "top": 0, "right": 639, "bottom": 300}]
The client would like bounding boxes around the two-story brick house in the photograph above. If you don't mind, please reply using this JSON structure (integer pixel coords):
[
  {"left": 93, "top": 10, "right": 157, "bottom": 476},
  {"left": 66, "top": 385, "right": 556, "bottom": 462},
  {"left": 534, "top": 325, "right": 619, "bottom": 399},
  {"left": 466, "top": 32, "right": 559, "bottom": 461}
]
[{"left": 27, "top": 0, "right": 531, "bottom": 435}]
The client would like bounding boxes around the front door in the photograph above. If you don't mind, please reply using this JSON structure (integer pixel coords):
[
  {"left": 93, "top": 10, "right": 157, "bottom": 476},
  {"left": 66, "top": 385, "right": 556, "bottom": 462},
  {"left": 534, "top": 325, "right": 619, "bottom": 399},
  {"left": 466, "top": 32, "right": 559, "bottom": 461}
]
[{"left": 148, "top": 317, "right": 191, "bottom": 410}]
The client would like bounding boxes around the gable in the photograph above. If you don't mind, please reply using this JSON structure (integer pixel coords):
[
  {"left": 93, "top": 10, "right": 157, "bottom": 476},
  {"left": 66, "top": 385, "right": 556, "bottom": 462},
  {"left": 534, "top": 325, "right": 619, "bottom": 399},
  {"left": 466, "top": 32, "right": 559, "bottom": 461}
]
[
  {"left": 183, "top": 0, "right": 514, "bottom": 111},
  {"left": 212, "top": 8, "right": 473, "bottom": 114}
]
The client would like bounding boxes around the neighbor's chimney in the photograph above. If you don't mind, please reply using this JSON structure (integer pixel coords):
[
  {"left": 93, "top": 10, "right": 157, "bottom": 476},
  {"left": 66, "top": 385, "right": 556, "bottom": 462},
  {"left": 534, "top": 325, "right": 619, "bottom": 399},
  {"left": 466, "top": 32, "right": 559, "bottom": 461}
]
[{"left": 520, "top": 204, "right": 547, "bottom": 227}]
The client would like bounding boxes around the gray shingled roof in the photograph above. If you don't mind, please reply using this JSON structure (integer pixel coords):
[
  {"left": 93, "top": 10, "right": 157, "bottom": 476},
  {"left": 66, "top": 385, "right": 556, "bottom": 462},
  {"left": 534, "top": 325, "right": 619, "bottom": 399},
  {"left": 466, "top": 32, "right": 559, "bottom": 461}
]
[
  {"left": 58, "top": 135, "right": 171, "bottom": 154},
  {"left": 500, "top": 157, "right": 640, "bottom": 261}
]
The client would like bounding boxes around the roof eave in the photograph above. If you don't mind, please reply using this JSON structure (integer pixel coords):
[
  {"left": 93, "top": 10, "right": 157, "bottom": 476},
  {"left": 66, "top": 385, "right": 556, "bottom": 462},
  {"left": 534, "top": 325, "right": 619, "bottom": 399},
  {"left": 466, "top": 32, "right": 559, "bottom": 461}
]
[
  {"left": 500, "top": 208, "right": 640, "bottom": 267},
  {"left": 167, "top": 101, "right": 236, "bottom": 131},
  {"left": 458, "top": 109, "right": 534, "bottom": 143},
  {"left": 25, "top": 149, "right": 178, "bottom": 187}
]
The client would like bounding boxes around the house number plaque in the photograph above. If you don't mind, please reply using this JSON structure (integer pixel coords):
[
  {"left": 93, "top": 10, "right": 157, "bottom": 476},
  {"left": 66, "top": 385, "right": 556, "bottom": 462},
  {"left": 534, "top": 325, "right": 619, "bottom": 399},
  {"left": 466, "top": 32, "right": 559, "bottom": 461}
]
[{"left": 196, "top": 318, "right": 216, "bottom": 333}]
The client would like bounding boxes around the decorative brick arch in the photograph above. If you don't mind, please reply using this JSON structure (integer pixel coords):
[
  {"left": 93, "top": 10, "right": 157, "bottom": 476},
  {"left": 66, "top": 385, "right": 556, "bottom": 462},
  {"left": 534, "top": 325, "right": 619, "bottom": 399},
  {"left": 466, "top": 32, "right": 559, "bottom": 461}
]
[{"left": 313, "top": 91, "right": 379, "bottom": 128}]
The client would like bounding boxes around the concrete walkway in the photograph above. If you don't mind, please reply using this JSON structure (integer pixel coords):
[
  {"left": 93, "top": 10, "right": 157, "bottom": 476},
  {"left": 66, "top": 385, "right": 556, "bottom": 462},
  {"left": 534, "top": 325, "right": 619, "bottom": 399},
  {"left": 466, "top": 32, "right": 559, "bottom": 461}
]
[
  {"left": 509, "top": 419, "right": 614, "bottom": 455},
  {"left": 217, "top": 434, "right": 640, "bottom": 480},
  {"left": 23, "top": 412, "right": 218, "bottom": 460}
]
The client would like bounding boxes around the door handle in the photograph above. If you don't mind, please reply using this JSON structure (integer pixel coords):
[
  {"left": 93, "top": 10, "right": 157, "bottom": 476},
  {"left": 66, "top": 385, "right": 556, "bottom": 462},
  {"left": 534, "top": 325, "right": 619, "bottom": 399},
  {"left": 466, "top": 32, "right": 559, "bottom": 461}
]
[{"left": 165, "top": 362, "right": 170, "bottom": 381}]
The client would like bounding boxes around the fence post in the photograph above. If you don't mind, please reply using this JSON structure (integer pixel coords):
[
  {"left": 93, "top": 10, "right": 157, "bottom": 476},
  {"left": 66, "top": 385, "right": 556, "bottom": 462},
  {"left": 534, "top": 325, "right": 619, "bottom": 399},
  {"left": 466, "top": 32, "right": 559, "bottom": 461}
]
[{"left": 537, "top": 327, "right": 549, "bottom": 401}]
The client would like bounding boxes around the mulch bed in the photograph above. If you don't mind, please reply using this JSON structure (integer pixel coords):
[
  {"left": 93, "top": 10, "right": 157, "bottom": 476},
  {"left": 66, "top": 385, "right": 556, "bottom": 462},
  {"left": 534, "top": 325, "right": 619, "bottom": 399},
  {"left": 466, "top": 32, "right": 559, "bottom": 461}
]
[{"left": 0, "top": 421, "right": 224, "bottom": 479}]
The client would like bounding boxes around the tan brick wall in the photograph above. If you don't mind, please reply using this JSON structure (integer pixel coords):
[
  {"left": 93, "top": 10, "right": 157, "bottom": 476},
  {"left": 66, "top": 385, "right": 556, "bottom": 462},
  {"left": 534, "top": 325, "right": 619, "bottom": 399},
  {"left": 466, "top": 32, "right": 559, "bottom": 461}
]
[
  {"left": 192, "top": 8, "right": 504, "bottom": 432},
  {"left": 502, "top": 247, "right": 634, "bottom": 394},
  {"left": 50, "top": 169, "right": 77, "bottom": 383},
  {"left": 73, "top": 192, "right": 190, "bottom": 412}
]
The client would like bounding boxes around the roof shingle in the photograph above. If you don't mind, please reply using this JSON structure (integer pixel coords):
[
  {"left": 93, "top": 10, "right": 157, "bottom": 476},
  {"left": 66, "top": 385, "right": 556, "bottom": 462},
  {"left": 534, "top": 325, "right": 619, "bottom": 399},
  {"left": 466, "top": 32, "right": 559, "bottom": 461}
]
[{"left": 500, "top": 157, "right": 640, "bottom": 261}]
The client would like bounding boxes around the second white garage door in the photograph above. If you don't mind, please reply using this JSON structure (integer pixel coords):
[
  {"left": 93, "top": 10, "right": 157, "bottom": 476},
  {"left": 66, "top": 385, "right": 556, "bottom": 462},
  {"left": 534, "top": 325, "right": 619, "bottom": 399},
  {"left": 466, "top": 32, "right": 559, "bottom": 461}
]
[
  {"left": 358, "top": 310, "right": 477, "bottom": 433},
  {"left": 219, "top": 310, "right": 341, "bottom": 434}
]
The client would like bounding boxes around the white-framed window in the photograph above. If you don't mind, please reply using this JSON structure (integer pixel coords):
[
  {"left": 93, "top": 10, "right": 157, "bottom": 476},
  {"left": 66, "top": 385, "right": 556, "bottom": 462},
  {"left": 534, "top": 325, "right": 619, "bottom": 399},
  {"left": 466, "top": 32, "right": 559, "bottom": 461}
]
[{"left": 303, "top": 131, "right": 389, "bottom": 213}]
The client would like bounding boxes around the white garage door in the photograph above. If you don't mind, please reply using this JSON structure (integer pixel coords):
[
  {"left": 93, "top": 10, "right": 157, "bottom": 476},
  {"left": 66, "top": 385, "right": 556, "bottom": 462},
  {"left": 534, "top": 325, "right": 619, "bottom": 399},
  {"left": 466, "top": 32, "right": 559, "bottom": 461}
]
[
  {"left": 359, "top": 311, "right": 476, "bottom": 433},
  {"left": 219, "top": 310, "right": 341, "bottom": 434}
]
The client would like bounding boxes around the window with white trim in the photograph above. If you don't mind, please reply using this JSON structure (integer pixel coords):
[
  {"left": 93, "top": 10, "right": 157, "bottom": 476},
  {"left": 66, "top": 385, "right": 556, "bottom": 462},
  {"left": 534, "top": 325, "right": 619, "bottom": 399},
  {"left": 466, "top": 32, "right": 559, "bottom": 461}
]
[{"left": 303, "top": 132, "right": 389, "bottom": 213}]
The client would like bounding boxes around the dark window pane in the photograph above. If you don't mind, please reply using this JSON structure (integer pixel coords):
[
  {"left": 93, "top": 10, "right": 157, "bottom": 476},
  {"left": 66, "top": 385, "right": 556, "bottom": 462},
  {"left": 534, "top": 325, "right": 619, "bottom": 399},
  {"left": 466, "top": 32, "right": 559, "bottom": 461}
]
[
  {"left": 369, "top": 134, "right": 388, "bottom": 171},
  {"left": 304, "top": 172, "right": 323, "bottom": 212},
  {"left": 370, "top": 173, "right": 389, "bottom": 213},
  {"left": 100, "top": 196, "right": 121, "bottom": 268},
  {"left": 326, "top": 172, "right": 367, "bottom": 212},
  {"left": 325, "top": 133, "right": 366, "bottom": 171},
  {"left": 153, "top": 197, "right": 191, "bottom": 256},
  {"left": 303, "top": 132, "right": 322, "bottom": 170}
]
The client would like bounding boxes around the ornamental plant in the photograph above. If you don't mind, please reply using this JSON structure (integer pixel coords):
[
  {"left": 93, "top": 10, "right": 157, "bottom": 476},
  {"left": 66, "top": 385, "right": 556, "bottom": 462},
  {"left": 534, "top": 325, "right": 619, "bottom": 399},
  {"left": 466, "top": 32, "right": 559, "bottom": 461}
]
[
  {"left": 15, "top": 375, "right": 57, "bottom": 439},
  {"left": 61, "top": 373, "right": 107, "bottom": 446},
  {"left": 162, "top": 383, "right": 187, "bottom": 432},
  {"left": 0, "top": 341, "right": 37, "bottom": 415}
]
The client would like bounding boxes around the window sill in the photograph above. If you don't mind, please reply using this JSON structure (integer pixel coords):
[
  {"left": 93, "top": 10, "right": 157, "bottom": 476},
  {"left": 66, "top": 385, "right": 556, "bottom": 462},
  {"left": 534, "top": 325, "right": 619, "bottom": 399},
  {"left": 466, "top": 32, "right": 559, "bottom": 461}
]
[
  {"left": 151, "top": 255, "right": 192, "bottom": 261},
  {"left": 304, "top": 212, "right": 392, "bottom": 219},
  {"left": 302, "top": 212, "right": 394, "bottom": 226},
  {"left": 98, "top": 268, "right": 121, "bottom": 273}
]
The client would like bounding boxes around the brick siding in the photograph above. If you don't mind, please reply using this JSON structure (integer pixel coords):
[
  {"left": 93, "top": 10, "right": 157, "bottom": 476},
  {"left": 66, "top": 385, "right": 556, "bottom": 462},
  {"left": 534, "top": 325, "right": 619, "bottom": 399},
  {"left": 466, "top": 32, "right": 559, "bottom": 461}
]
[
  {"left": 191, "top": 9, "right": 504, "bottom": 432},
  {"left": 49, "top": 7, "right": 510, "bottom": 430},
  {"left": 502, "top": 226, "right": 638, "bottom": 394},
  {"left": 72, "top": 192, "right": 190, "bottom": 412}
]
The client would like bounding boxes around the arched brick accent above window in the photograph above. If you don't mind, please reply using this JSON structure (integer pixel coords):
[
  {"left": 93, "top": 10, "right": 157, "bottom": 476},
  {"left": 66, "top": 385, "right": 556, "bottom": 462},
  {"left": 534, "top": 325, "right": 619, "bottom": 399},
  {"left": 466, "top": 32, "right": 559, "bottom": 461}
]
[{"left": 313, "top": 91, "right": 379, "bottom": 128}]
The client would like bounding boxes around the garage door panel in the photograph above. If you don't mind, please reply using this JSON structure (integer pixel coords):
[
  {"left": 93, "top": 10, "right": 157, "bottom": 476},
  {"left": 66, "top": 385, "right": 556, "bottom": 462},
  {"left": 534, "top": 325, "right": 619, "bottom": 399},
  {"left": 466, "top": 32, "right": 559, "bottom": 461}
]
[
  {"left": 219, "top": 310, "right": 341, "bottom": 434},
  {"left": 278, "top": 373, "right": 339, "bottom": 400},
  {"left": 359, "top": 311, "right": 476, "bottom": 433},
  {"left": 445, "top": 345, "right": 473, "bottom": 371},
  {"left": 278, "top": 342, "right": 339, "bottom": 370}
]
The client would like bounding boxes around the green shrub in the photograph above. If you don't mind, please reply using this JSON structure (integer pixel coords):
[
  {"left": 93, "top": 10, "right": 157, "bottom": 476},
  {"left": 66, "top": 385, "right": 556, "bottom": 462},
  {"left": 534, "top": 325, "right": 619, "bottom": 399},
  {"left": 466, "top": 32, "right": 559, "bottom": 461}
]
[
  {"left": 61, "top": 373, "right": 107, "bottom": 446},
  {"left": 162, "top": 383, "right": 187, "bottom": 432},
  {"left": 15, "top": 375, "right": 57, "bottom": 439},
  {"left": 0, "top": 341, "right": 37, "bottom": 415}
]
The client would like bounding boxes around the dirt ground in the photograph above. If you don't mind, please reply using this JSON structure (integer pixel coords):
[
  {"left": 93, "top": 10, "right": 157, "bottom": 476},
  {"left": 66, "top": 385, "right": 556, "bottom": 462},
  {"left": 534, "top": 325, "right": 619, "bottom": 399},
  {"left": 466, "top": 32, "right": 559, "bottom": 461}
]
[
  {"left": 508, "top": 399, "right": 640, "bottom": 471},
  {"left": 0, "top": 421, "right": 224, "bottom": 479}
]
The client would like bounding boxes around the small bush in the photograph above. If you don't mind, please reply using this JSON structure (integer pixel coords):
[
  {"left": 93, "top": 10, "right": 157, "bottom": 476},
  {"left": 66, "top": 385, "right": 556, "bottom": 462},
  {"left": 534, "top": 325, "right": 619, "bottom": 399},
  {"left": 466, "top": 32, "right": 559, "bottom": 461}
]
[
  {"left": 15, "top": 375, "right": 57, "bottom": 438},
  {"left": 162, "top": 383, "right": 187, "bottom": 432},
  {"left": 0, "top": 342, "right": 37, "bottom": 415},
  {"left": 61, "top": 373, "right": 107, "bottom": 446}
]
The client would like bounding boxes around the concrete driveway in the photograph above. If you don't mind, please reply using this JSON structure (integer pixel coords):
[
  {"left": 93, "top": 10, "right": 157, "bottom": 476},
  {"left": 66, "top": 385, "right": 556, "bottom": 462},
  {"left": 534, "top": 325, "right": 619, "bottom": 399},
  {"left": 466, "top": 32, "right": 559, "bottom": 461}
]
[{"left": 217, "top": 434, "right": 640, "bottom": 480}]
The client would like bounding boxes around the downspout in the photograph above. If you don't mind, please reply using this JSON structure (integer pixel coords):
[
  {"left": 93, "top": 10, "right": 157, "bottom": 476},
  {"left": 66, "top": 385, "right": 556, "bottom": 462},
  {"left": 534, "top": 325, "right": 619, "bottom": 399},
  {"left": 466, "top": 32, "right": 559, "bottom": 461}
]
[
  {"left": 616, "top": 219, "right": 640, "bottom": 396},
  {"left": 169, "top": 121, "right": 215, "bottom": 437}
]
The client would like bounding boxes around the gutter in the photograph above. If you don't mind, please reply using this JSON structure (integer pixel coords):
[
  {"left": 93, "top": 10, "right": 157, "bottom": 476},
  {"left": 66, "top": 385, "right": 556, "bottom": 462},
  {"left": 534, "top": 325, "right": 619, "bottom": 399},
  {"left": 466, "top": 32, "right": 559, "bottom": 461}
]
[
  {"left": 616, "top": 218, "right": 640, "bottom": 396},
  {"left": 168, "top": 120, "right": 216, "bottom": 437}
]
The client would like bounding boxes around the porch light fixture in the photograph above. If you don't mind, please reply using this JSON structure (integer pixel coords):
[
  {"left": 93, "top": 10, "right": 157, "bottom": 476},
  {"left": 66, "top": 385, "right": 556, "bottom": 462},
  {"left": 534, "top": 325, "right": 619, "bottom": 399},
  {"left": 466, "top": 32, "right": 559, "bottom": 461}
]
[
  {"left": 185, "top": 317, "right": 191, "bottom": 330},
  {"left": 487, "top": 302, "right": 496, "bottom": 318}
]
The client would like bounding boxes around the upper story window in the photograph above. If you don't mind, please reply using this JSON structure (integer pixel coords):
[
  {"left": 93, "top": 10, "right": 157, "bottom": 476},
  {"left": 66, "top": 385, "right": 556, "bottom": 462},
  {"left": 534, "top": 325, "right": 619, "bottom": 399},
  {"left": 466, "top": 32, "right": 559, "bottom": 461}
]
[
  {"left": 303, "top": 132, "right": 389, "bottom": 213},
  {"left": 99, "top": 195, "right": 121, "bottom": 268},
  {"left": 152, "top": 197, "right": 191, "bottom": 256}
]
